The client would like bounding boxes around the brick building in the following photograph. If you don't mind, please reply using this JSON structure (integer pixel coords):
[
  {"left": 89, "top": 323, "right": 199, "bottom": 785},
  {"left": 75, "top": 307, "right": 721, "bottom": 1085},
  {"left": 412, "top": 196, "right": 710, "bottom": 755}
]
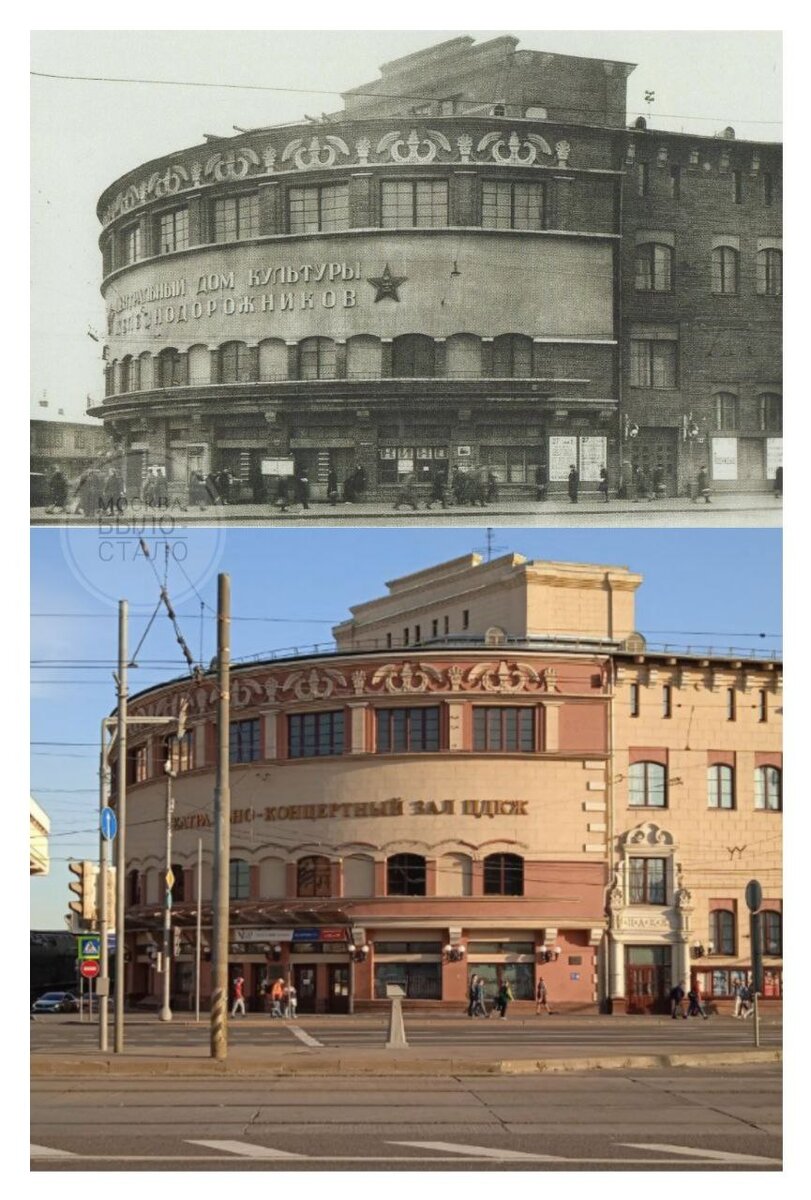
[
  {"left": 88, "top": 35, "right": 781, "bottom": 501},
  {"left": 112, "top": 552, "right": 782, "bottom": 1014}
]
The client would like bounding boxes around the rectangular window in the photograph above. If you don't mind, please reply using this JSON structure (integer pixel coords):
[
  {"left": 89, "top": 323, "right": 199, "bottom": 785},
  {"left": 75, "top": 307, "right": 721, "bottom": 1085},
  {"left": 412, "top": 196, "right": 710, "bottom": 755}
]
[
  {"left": 629, "top": 339, "right": 677, "bottom": 389},
  {"left": 126, "top": 744, "right": 148, "bottom": 784},
  {"left": 669, "top": 164, "right": 681, "bottom": 201},
  {"left": 662, "top": 685, "right": 672, "bottom": 718},
  {"left": 288, "top": 711, "right": 345, "bottom": 759},
  {"left": 630, "top": 683, "right": 640, "bottom": 717},
  {"left": 462, "top": 609, "right": 470, "bottom": 630},
  {"left": 381, "top": 180, "right": 448, "bottom": 228},
  {"left": 414, "top": 625, "right": 421, "bottom": 643},
  {"left": 707, "top": 765, "right": 734, "bottom": 809},
  {"left": 376, "top": 707, "right": 440, "bottom": 753},
  {"left": 467, "top": 963, "right": 534, "bottom": 1001},
  {"left": 726, "top": 688, "right": 736, "bottom": 721},
  {"left": 159, "top": 208, "right": 189, "bottom": 254},
  {"left": 373, "top": 963, "right": 441, "bottom": 999},
  {"left": 758, "top": 690, "right": 768, "bottom": 723},
  {"left": 229, "top": 718, "right": 260, "bottom": 763},
  {"left": 473, "top": 707, "right": 535, "bottom": 752},
  {"left": 431, "top": 619, "right": 439, "bottom": 638},
  {"left": 763, "top": 172, "right": 773, "bottom": 206},
  {"left": 123, "top": 224, "right": 142, "bottom": 265},
  {"left": 481, "top": 180, "right": 544, "bottom": 230},
  {"left": 386, "top": 632, "right": 392, "bottom": 649},
  {"left": 629, "top": 857, "right": 666, "bottom": 904},
  {"left": 443, "top": 615, "right": 450, "bottom": 635},
  {"left": 732, "top": 171, "right": 743, "bottom": 204},
  {"left": 636, "top": 162, "right": 649, "bottom": 197},
  {"left": 165, "top": 732, "right": 194, "bottom": 774},
  {"left": 288, "top": 183, "right": 349, "bottom": 233},
  {"left": 374, "top": 941, "right": 443, "bottom": 955},
  {"left": 403, "top": 627, "right": 409, "bottom": 646},
  {"left": 213, "top": 193, "right": 259, "bottom": 242}
]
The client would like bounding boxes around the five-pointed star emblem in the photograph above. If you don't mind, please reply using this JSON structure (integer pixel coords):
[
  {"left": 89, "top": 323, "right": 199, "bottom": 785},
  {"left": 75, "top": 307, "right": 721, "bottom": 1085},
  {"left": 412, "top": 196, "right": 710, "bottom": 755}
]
[{"left": 368, "top": 263, "right": 407, "bottom": 302}]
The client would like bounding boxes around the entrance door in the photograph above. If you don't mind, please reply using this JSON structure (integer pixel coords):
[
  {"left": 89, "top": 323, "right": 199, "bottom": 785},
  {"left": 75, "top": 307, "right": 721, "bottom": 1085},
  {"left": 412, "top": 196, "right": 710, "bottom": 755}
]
[
  {"left": 629, "top": 428, "right": 678, "bottom": 496},
  {"left": 738, "top": 438, "right": 766, "bottom": 484},
  {"left": 328, "top": 965, "right": 350, "bottom": 1013},
  {"left": 293, "top": 965, "right": 317, "bottom": 1013},
  {"left": 626, "top": 964, "right": 670, "bottom": 1014}
]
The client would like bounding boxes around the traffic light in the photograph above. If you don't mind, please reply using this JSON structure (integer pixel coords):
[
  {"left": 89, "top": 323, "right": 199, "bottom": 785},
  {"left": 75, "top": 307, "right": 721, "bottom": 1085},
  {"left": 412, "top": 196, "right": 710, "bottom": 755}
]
[
  {"left": 96, "top": 866, "right": 117, "bottom": 933},
  {"left": 68, "top": 860, "right": 98, "bottom": 928}
]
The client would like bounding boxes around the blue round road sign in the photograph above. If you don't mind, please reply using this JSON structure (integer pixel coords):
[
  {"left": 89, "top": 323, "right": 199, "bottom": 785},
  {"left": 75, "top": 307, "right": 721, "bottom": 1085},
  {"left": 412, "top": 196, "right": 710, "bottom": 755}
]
[{"left": 101, "top": 806, "right": 118, "bottom": 841}]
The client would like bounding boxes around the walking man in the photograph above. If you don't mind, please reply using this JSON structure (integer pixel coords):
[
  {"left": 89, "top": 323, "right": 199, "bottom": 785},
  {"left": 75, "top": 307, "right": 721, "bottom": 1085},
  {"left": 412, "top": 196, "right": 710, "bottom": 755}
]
[
  {"left": 598, "top": 466, "right": 609, "bottom": 503},
  {"left": 687, "top": 982, "right": 709, "bottom": 1019},
  {"left": 695, "top": 465, "right": 711, "bottom": 503},
  {"left": 535, "top": 976, "right": 553, "bottom": 1015},
  {"left": 739, "top": 983, "right": 754, "bottom": 1019},
  {"left": 496, "top": 979, "right": 514, "bottom": 1019},
  {"left": 467, "top": 974, "right": 478, "bottom": 1017},
  {"left": 46, "top": 465, "right": 69, "bottom": 514},
  {"left": 230, "top": 974, "right": 246, "bottom": 1018},
  {"left": 472, "top": 976, "right": 489, "bottom": 1018},
  {"left": 270, "top": 978, "right": 284, "bottom": 1018},
  {"left": 567, "top": 464, "right": 579, "bottom": 503},
  {"left": 732, "top": 978, "right": 745, "bottom": 1018},
  {"left": 393, "top": 473, "right": 419, "bottom": 511},
  {"left": 669, "top": 980, "right": 687, "bottom": 1019},
  {"left": 426, "top": 467, "right": 447, "bottom": 510}
]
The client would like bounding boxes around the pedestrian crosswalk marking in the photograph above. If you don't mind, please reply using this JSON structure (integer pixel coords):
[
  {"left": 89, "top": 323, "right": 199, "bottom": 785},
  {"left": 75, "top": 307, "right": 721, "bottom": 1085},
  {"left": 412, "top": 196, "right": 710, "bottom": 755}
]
[
  {"left": 30, "top": 1144, "right": 76, "bottom": 1158},
  {"left": 187, "top": 1139, "right": 307, "bottom": 1159},
  {"left": 620, "top": 1142, "right": 781, "bottom": 1165},
  {"left": 389, "top": 1140, "right": 564, "bottom": 1161},
  {"left": 289, "top": 1024, "right": 323, "bottom": 1047}
]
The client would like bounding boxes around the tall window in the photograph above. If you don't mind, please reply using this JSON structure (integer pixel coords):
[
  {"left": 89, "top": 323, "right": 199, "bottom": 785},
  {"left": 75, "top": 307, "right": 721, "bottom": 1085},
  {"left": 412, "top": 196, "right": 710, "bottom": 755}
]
[
  {"left": 630, "top": 339, "right": 677, "bottom": 388},
  {"left": 127, "top": 869, "right": 142, "bottom": 906},
  {"left": 230, "top": 719, "right": 260, "bottom": 763},
  {"left": 635, "top": 243, "right": 673, "bottom": 292},
  {"left": 164, "top": 732, "right": 194, "bottom": 774},
  {"left": 381, "top": 180, "right": 448, "bottom": 227},
  {"left": 123, "top": 223, "right": 142, "bottom": 264},
  {"left": 707, "top": 764, "right": 734, "bottom": 809},
  {"left": 636, "top": 162, "right": 649, "bottom": 196},
  {"left": 709, "top": 909, "right": 736, "bottom": 954},
  {"left": 170, "top": 863, "right": 186, "bottom": 902},
  {"left": 157, "top": 348, "right": 185, "bottom": 388},
  {"left": 376, "top": 707, "right": 440, "bottom": 753},
  {"left": 628, "top": 857, "right": 666, "bottom": 904},
  {"left": 220, "top": 341, "right": 254, "bottom": 383},
  {"left": 756, "top": 248, "right": 782, "bottom": 296},
  {"left": 483, "top": 853, "right": 524, "bottom": 896},
  {"left": 288, "top": 711, "right": 345, "bottom": 758},
  {"left": 715, "top": 392, "right": 739, "bottom": 429},
  {"left": 119, "top": 356, "right": 133, "bottom": 394},
  {"left": 630, "top": 683, "right": 640, "bottom": 717},
  {"left": 629, "top": 761, "right": 667, "bottom": 808},
  {"left": 760, "top": 910, "right": 782, "bottom": 955},
  {"left": 126, "top": 744, "right": 148, "bottom": 784},
  {"left": 299, "top": 337, "right": 337, "bottom": 380},
  {"left": 754, "top": 765, "right": 781, "bottom": 810},
  {"left": 732, "top": 171, "right": 743, "bottom": 204},
  {"left": 726, "top": 688, "right": 736, "bottom": 721},
  {"left": 288, "top": 183, "right": 349, "bottom": 233},
  {"left": 297, "top": 855, "right": 331, "bottom": 898},
  {"left": 387, "top": 853, "right": 426, "bottom": 896},
  {"left": 159, "top": 208, "right": 189, "bottom": 254},
  {"left": 669, "top": 164, "right": 681, "bottom": 201},
  {"left": 213, "top": 193, "right": 259, "bottom": 242},
  {"left": 758, "top": 690, "right": 768, "bottom": 723},
  {"left": 711, "top": 246, "right": 739, "bottom": 295},
  {"left": 491, "top": 334, "right": 532, "bottom": 377},
  {"left": 473, "top": 707, "right": 534, "bottom": 752},
  {"left": 392, "top": 334, "right": 435, "bottom": 377},
  {"left": 759, "top": 393, "right": 782, "bottom": 432},
  {"left": 662, "top": 685, "right": 672, "bottom": 718},
  {"left": 763, "top": 173, "right": 773, "bottom": 206},
  {"left": 229, "top": 858, "right": 250, "bottom": 900},
  {"left": 481, "top": 180, "right": 544, "bottom": 230}
]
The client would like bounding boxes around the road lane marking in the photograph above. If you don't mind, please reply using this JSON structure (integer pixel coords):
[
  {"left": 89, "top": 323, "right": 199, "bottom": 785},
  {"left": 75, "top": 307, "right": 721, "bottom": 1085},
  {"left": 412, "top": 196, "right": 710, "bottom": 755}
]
[
  {"left": 620, "top": 1142, "right": 782, "bottom": 1165},
  {"left": 30, "top": 1144, "right": 76, "bottom": 1159},
  {"left": 389, "top": 1140, "right": 564, "bottom": 1161},
  {"left": 187, "top": 1139, "right": 307, "bottom": 1159},
  {"left": 288, "top": 1024, "right": 323, "bottom": 1048},
  {"left": 31, "top": 1152, "right": 780, "bottom": 1166}
]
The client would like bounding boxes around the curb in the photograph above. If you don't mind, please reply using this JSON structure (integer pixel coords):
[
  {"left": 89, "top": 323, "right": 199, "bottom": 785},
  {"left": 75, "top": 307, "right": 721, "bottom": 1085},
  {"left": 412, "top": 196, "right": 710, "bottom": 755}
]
[{"left": 31, "top": 1048, "right": 781, "bottom": 1079}]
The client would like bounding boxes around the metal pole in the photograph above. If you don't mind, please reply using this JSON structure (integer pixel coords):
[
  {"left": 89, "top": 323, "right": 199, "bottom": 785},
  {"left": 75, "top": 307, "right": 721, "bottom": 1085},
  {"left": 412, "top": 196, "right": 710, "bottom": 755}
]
[
  {"left": 754, "top": 991, "right": 761, "bottom": 1048},
  {"left": 114, "top": 599, "right": 128, "bottom": 1053},
  {"left": 159, "top": 756, "right": 175, "bottom": 1022},
  {"left": 195, "top": 836, "right": 202, "bottom": 1023},
  {"left": 210, "top": 573, "right": 231, "bottom": 1059},
  {"left": 79, "top": 972, "right": 84, "bottom": 1022},
  {"left": 98, "top": 719, "right": 110, "bottom": 1051}
]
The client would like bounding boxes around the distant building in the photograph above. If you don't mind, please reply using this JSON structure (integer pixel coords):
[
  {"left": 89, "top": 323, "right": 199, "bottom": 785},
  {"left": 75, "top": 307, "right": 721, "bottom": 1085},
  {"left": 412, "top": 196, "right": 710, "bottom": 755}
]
[
  {"left": 30, "top": 797, "right": 50, "bottom": 876},
  {"left": 90, "top": 34, "right": 781, "bottom": 500},
  {"left": 30, "top": 418, "right": 109, "bottom": 482}
]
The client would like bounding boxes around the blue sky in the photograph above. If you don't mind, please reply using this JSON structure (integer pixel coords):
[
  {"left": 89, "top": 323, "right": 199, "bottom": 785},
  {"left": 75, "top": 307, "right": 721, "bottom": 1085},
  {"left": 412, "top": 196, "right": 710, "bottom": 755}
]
[{"left": 30, "top": 526, "right": 781, "bottom": 928}]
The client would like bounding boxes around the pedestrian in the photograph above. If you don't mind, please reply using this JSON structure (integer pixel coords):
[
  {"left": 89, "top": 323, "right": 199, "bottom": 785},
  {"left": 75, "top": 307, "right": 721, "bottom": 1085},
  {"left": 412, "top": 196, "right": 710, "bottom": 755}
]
[
  {"left": 154, "top": 466, "right": 169, "bottom": 509},
  {"left": 535, "top": 462, "right": 548, "bottom": 501},
  {"left": 276, "top": 475, "right": 291, "bottom": 512},
  {"left": 353, "top": 465, "right": 367, "bottom": 501},
  {"left": 426, "top": 467, "right": 447, "bottom": 510},
  {"left": 270, "top": 978, "right": 284, "bottom": 1018},
  {"left": 496, "top": 979, "right": 514, "bottom": 1018},
  {"left": 567, "top": 464, "right": 579, "bottom": 503},
  {"left": 686, "top": 983, "right": 708, "bottom": 1019},
  {"left": 287, "top": 982, "right": 298, "bottom": 1019},
  {"left": 230, "top": 974, "right": 246, "bottom": 1018},
  {"left": 46, "top": 466, "right": 69, "bottom": 514},
  {"left": 393, "top": 473, "right": 419, "bottom": 511},
  {"left": 695, "top": 465, "right": 711, "bottom": 503},
  {"left": 773, "top": 465, "right": 783, "bottom": 499},
  {"left": 467, "top": 974, "right": 478, "bottom": 1017},
  {"left": 294, "top": 468, "right": 310, "bottom": 510},
  {"left": 596, "top": 466, "right": 609, "bottom": 504},
  {"left": 535, "top": 976, "right": 553, "bottom": 1015},
  {"left": 739, "top": 983, "right": 754, "bottom": 1019},
  {"left": 205, "top": 471, "right": 221, "bottom": 505},
  {"left": 732, "top": 978, "right": 745, "bottom": 1018},
  {"left": 189, "top": 470, "right": 208, "bottom": 510},
  {"left": 669, "top": 981, "right": 687, "bottom": 1019},
  {"left": 652, "top": 464, "right": 665, "bottom": 499},
  {"left": 471, "top": 471, "right": 488, "bottom": 507},
  {"left": 486, "top": 470, "right": 499, "bottom": 504},
  {"left": 217, "top": 467, "right": 232, "bottom": 505},
  {"left": 473, "top": 975, "right": 489, "bottom": 1018},
  {"left": 633, "top": 464, "right": 647, "bottom": 502},
  {"left": 101, "top": 464, "right": 124, "bottom": 513},
  {"left": 327, "top": 467, "right": 340, "bottom": 506}
]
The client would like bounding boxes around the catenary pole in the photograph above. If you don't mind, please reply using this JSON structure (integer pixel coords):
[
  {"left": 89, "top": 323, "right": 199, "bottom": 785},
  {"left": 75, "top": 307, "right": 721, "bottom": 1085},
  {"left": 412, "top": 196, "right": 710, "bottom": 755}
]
[
  {"left": 195, "top": 836, "right": 202, "bottom": 1023},
  {"left": 113, "top": 599, "right": 128, "bottom": 1053},
  {"left": 98, "top": 719, "right": 111, "bottom": 1051},
  {"left": 159, "top": 752, "right": 175, "bottom": 1021},
  {"left": 210, "top": 573, "right": 231, "bottom": 1059}
]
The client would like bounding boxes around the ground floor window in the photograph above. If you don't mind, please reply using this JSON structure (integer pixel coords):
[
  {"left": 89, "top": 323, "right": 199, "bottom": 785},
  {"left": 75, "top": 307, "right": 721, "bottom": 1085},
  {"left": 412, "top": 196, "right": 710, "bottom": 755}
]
[
  {"left": 468, "top": 963, "right": 534, "bottom": 1000},
  {"left": 373, "top": 962, "right": 441, "bottom": 999},
  {"left": 480, "top": 445, "right": 542, "bottom": 483},
  {"left": 378, "top": 446, "right": 447, "bottom": 485}
]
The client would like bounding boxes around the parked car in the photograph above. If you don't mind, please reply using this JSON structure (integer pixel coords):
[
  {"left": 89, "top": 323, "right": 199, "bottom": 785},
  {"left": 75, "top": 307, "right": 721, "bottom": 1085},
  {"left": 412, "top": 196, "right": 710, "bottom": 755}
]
[{"left": 31, "top": 991, "right": 79, "bottom": 1014}]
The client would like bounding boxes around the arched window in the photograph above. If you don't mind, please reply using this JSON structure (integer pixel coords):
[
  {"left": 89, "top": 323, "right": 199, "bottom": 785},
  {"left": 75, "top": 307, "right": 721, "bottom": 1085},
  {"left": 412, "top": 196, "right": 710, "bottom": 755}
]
[
  {"left": 709, "top": 909, "right": 736, "bottom": 955},
  {"left": 628, "top": 761, "right": 667, "bottom": 808},
  {"left": 759, "top": 393, "right": 782, "bottom": 432},
  {"left": 119, "top": 356, "right": 133, "bottom": 394},
  {"left": 392, "top": 335, "right": 435, "bottom": 378},
  {"left": 220, "top": 341, "right": 254, "bottom": 383},
  {"left": 756, "top": 248, "right": 782, "bottom": 295},
  {"left": 492, "top": 334, "right": 533, "bottom": 377},
  {"left": 387, "top": 853, "right": 426, "bottom": 896},
  {"left": 157, "top": 347, "right": 185, "bottom": 388},
  {"left": 229, "top": 858, "right": 250, "bottom": 900},
  {"left": 635, "top": 243, "right": 673, "bottom": 292},
  {"left": 446, "top": 334, "right": 481, "bottom": 379},
  {"left": 170, "top": 863, "right": 185, "bottom": 903},
  {"left": 299, "top": 337, "right": 337, "bottom": 380},
  {"left": 711, "top": 246, "right": 739, "bottom": 294},
  {"left": 346, "top": 335, "right": 382, "bottom": 379},
  {"left": 714, "top": 391, "right": 739, "bottom": 429},
  {"left": 760, "top": 910, "right": 782, "bottom": 955},
  {"left": 258, "top": 338, "right": 288, "bottom": 381},
  {"left": 127, "top": 869, "right": 142, "bottom": 906},
  {"left": 297, "top": 855, "right": 331, "bottom": 898},
  {"left": 754, "top": 765, "right": 781, "bottom": 810},
  {"left": 138, "top": 351, "right": 153, "bottom": 390},
  {"left": 707, "top": 764, "right": 734, "bottom": 809},
  {"left": 483, "top": 853, "right": 524, "bottom": 896}
]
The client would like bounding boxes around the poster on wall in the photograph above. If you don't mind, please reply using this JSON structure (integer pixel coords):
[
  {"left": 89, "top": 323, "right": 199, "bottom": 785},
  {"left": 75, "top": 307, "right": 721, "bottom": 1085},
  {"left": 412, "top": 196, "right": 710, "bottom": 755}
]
[
  {"left": 766, "top": 438, "right": 783, "bottom": 480},
  {"left": 579, "top": 436, "right": 607, "bottom": 482},
  {"left": 261, "top": 458, "right": 295, "bottom": 476},
  {"left": 711, "top": 437, "right": 738, "bottom": 480},
  {"left": 549, "top": 435, "right": 578, "bottom": 481}
]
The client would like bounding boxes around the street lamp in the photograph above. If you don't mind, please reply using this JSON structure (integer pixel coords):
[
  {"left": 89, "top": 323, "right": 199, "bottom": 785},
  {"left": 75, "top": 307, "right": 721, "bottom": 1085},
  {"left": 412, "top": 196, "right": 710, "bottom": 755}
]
[{"left": 159, "top": 744, "right": 177, "bottom": 1022}]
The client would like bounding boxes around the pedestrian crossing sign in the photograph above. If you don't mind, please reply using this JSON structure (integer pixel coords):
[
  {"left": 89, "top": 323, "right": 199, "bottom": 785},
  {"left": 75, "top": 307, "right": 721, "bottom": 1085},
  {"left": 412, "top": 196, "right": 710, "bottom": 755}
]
[{"left": 78, "top": 936, "right": 100, "bottom": 960}]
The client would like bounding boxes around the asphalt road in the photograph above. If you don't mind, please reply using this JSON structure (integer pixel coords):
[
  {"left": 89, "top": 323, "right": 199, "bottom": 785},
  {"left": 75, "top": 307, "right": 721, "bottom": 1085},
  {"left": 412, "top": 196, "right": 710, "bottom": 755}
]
[{"left": 31, "top": 1065, "right": 782, "bottom": 1171}]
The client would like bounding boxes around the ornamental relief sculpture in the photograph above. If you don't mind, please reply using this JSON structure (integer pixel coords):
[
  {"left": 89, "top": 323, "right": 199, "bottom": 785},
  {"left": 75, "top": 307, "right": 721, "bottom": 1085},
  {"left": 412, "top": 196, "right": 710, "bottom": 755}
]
[{"left": 100, "top": 127, "right": 575, "bottom": 227}]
